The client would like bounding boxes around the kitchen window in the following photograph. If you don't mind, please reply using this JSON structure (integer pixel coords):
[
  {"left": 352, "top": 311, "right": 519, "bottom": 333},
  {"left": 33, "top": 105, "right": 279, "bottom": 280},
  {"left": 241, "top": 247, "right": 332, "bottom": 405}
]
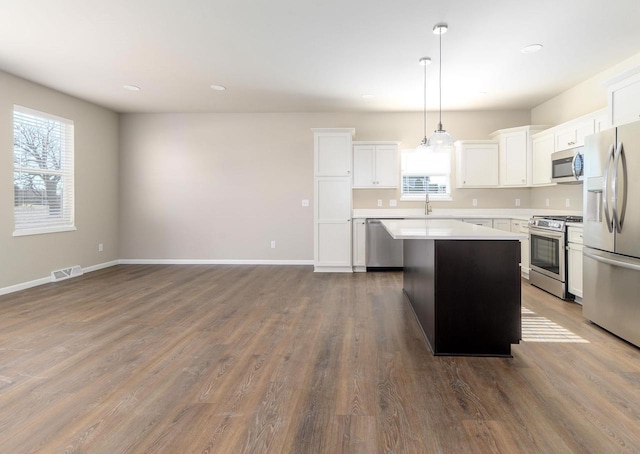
[
  {"left": 400, "top": 147, "right": 452, "bottom": 201},
  {"left": 13, "top": 105, "right": 75, "bottom": 236}
]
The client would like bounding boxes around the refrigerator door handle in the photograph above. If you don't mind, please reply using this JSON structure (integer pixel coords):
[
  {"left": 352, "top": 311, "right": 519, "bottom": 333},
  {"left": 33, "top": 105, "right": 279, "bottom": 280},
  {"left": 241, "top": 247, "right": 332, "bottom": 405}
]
[
  {"left": 584, "top": 248, "right": 640, "bottom": 272},
  {"left": 612, "top": 142, "right": 627, "bottom": 233},
  {"left": 603, "top": 144, "right": 615, "bottom": 233}
]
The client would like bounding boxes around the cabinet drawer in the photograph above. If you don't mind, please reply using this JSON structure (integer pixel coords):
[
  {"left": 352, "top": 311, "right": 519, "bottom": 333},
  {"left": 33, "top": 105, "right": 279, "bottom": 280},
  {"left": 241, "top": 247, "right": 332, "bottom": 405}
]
[{"left": 567, "top": 227, "right": 583, "bottom": 244}]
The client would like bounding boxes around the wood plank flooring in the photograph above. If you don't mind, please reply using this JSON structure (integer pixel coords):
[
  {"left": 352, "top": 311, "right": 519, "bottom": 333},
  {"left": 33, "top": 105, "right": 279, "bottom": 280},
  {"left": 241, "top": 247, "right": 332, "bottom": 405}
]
[{"left": 0, "top": 265, "right": 639, "bottom": 453}]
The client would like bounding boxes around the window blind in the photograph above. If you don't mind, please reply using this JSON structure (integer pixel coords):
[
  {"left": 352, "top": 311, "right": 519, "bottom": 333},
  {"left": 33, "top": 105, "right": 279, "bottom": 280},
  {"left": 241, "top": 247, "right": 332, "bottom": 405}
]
[
  {"left": 401, "top": 148, "right": 451, "bottom": 197},
  {"left": 13, "top": 105, "right": 75, "bottom": 233}
]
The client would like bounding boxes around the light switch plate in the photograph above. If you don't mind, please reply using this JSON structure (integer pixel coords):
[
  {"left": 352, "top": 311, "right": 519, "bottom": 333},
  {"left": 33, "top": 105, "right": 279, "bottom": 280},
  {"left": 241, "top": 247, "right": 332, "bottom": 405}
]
[
  {"left": 377, "top": 200, "right": 383, "bottom": 207},
  {"left": 302, "top": 199, "right": 309, "bottom": 207},
  {"left": 565, "top": 198, "right": 571, "bottom": 208},
  {"left": 472, "top": 198, "right": 478, "bottom": 207},
  {"left": 389, "top": 199, "right": 397, "bottom": 207},
  {"left": 515, "top": 198, "right": 521, "bottom": 207},
  {"left": 545, "top": 198, "right": 550, "bottom": 207}
]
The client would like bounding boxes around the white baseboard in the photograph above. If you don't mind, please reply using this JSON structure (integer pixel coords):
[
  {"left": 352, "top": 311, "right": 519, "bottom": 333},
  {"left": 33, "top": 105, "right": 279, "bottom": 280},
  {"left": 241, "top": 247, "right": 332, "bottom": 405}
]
[
  {"left": 0, "top": 259, "right": 120, "bottom": 296},
  {"left": 0, "top": 259, "right": 314, "bottom": 297},
  {"left": 0, "top": 276, "right": 51, "bottom": 296},
  {"left": 118, "top": 259, "right": 313, "bottom": 266}
]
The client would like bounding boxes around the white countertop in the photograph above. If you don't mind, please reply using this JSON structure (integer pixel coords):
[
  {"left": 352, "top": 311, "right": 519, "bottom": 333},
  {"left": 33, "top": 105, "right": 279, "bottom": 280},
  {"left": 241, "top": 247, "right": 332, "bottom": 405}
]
[
  {"left": 352, "top": 208, "right": 582, "bottom": 220},
  {"left": 381, "top": 219, "right": 528, "bottom": 240}
]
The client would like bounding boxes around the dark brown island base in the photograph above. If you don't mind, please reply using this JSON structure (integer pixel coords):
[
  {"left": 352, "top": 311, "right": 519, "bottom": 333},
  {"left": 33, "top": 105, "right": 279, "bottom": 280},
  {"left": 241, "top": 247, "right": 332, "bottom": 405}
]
[{"left": 382, "top": 219, "right": 525, "bottom": 357}]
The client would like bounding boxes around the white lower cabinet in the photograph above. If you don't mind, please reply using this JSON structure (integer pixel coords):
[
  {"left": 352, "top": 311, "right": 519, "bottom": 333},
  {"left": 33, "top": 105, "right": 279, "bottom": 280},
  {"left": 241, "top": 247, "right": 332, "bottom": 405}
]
[
  {"left": 353, "top": 218, "right": 366, "bottom": 271},
  {"left": 462, "top": 219, "right": 493, "bottom": 227},
  {"left": 315, "top": 178, "right": 352, "bottom": 270},
  {"left": 511, "top": 219, "right": 530, "bottom": 279},
  {"left": 567, "top": 226, "right": 584, "bottom": 299},
  {"left": 493, "top": 219, "right": 511, "bottom": 231}
]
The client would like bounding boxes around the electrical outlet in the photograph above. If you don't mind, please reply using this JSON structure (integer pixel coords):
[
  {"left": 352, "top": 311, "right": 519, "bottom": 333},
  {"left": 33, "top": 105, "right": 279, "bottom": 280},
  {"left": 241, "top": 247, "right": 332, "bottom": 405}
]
[
  {"left": 472, "top": 198, "right": 478, "bottom": 207},
  {"left": 545, "top": 198, "right": 550, "bottom": 207},
  {"left": 377, "top": 199, "right": 382, "bottom": 207},
  {"left": 301, "top": 199, "right": 309, "bottom": 207},
  {"left": 515, "top": 198, "right": 521, "bottom": 207},
  {"left": 565, "top": 198, "right": 570, "bottom": 208},
  {"left": 270, "top": 240, "right": 276, "bottom": 249},
  {"left": 389, "top": 199, "right": 397, "bottom": 207},
  {"left": 98, "top": 243, "right": 103, "bottom": 252}
]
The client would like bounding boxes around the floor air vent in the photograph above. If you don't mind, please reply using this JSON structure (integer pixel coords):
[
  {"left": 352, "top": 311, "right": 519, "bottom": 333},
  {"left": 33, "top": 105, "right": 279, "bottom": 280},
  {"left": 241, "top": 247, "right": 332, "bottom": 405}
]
[{"left": 50, "top": 265, "right": 83, "bottom": 282}]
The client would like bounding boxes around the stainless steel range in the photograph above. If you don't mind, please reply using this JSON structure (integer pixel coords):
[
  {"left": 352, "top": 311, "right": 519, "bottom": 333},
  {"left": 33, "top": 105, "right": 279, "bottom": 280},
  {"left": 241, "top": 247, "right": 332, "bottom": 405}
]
[{"left": 528, "top": 215, "right": 583, "bottom": 300}]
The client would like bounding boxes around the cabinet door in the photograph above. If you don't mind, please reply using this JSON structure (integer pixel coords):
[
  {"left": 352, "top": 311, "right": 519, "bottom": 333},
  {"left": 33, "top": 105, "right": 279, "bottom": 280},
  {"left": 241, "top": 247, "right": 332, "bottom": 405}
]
[
  {"left": 532, "top": 133, "right": 555, "bottom": 185},
  {"left": 609, "top": 73, "right": 640, "bottom": 127},
  {"left": 555, "top": 128, "right": 578, "bottom": 151},
  {"left": 568, "top": 243, "right": 583, "bottom": 298},
  {"left": 521, "top": 236, "right": 530, "bottom": 278},
  {"left": 493, "top": 219, "right": 511, "bottom": 231},
  {"left": 456, "top": 142, "right": 499, "bottom": 187},
  {"left": 315, "top": 133, "right": 352, "bottom": 176},
  {"left": 374, "top": 145, "right": 398, "bottom": 187},
  {"left": 353, "top": 145, "right": 375, "bottom": 187},
  {"left": 315, "top": 177, "right": 352, "bottom": 267},
  {"left": 499, "top": 131, "right": 528, "bottom": 186},
  {"left": 462, "top": 219, "right": 493, "bottom": 227},
  {"left": 575, "top": 120, "right": 595, "bottom": 147},
  {"left": 352, "top": 219, "right": 366, "bottom": 269}
]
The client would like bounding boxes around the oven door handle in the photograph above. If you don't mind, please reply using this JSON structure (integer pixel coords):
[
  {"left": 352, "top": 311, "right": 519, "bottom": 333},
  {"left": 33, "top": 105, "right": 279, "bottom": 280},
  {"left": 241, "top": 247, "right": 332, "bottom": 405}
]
[{"left": 528, "top": 227, "right": 565, "bottom": 240}]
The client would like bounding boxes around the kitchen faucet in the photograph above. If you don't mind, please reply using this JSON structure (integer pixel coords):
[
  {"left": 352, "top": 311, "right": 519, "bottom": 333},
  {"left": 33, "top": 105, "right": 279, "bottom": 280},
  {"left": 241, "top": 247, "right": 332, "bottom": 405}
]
[{"left": 424, "top": 192, "right": 432, "bottom": 215}]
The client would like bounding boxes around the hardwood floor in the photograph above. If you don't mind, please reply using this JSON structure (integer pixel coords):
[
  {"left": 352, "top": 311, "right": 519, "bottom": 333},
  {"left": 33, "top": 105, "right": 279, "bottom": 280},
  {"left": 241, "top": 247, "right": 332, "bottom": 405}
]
[{"left": 0, "top": 265, "right": 639, "bottom": 453}]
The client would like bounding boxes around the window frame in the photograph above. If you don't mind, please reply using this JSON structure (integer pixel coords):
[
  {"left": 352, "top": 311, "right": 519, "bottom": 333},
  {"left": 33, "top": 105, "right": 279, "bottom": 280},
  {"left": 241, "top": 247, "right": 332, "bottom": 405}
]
[
  {"left": 400, "top": 147, "right": 453, "bottom": 202},
  {"left": 12, "top": 105, "right": 76, "bottom": 237}
]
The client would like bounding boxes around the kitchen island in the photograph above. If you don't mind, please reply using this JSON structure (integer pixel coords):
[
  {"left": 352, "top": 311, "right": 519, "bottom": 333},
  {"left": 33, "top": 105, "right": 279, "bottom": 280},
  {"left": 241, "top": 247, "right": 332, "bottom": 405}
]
[{"left": 382, "top": 219, "right": 526, "bottom": 357}]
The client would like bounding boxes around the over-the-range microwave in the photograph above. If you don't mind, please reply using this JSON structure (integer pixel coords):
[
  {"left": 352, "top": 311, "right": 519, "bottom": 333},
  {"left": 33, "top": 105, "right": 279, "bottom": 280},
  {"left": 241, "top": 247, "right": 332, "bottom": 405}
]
[{"left": 551, "top": 148, "right": 584, "bottom": 184}]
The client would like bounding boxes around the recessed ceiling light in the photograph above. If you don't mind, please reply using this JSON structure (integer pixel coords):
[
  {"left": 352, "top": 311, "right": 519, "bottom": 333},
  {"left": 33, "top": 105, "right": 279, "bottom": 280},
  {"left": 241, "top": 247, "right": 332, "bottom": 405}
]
[
  {"left": 210, "top": 84, "right": 226, "bottom": 91},
  {"left": 362, "top": 94, "right": 375, "bottom": 99},
  {"left": 123, "top": 85, "right": 140, "bottom": 91},
  {"left": 521, "top": 44, "right": 543, "bottom": 54}
]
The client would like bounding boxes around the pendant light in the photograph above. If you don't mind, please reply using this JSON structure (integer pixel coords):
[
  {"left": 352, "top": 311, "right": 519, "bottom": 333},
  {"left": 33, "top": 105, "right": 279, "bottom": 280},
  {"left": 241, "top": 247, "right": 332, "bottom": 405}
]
[
  {"left": 429, "top": 23, "right": 454, "bottom": 150},
  {"left": 416, "top": 57, "right": 431, "bottom": 152}
]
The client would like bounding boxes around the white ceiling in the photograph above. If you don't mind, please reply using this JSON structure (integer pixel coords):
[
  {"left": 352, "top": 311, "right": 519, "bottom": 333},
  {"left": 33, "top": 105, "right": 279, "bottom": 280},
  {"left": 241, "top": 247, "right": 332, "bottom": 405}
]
[{"left": 1, "top": 0, "right": 640, "bottom": 114}]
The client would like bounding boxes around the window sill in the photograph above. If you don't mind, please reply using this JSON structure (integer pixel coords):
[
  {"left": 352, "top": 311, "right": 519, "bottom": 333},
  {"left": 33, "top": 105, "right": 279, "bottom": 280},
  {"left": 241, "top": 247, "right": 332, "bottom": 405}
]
[
  {"left": 13, "top": 225, "right": 77, "bottom": 237},
  {"left": 400, "top": 195, "right": 452, "bottom": 202}
]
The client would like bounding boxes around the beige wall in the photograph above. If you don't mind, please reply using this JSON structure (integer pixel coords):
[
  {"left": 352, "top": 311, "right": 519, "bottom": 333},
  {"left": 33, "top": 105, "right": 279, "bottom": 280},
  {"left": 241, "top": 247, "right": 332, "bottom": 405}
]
[
  {"left": 0, "top": 71, "right": 119, "bottom": 289},
  {"left": 118, "top": 110, "right": 530, "bottom": 260},
  {"left": 531, "top": 50, "right": 640, "bottom": 125}
]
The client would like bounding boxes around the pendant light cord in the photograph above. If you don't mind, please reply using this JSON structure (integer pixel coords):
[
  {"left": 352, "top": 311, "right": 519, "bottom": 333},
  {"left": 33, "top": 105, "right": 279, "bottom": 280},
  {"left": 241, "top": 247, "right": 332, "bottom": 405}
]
[
  {"left": 423, "top": 61, "right": 427, "bottom": 141},
  {"left": 438, "top": 29, "right": 442, "bottom": 130}
]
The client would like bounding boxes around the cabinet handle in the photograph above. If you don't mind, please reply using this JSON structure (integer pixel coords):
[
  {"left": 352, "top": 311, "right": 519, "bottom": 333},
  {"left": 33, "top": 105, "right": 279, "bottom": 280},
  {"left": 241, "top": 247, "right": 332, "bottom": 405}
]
[
  {"left": 522, "top": 179, "right": 525, "bottom": 183},
  {"left": 347, "top": 170, "right": 350, "bottom": 174}
]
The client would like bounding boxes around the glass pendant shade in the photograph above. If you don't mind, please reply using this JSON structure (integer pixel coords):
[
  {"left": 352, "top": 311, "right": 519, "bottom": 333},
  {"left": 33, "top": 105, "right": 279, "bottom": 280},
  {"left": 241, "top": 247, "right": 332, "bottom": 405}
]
[{"left": 429, "top": 126, "right": 454, "bottom": 150}]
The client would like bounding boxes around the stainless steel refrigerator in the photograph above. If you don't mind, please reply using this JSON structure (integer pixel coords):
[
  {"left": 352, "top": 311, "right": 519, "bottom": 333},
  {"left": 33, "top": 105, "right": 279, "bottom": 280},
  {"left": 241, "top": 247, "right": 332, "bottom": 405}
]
[{"left": 583, "top": 121, "right": 640, "bottom": 348}]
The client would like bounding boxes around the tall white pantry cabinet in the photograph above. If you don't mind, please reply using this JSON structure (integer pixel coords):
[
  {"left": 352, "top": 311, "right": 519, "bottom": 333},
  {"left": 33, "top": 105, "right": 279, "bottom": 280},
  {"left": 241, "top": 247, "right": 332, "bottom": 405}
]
[{"left": 313, "top": 129, "right": 355, "bottom": 272}]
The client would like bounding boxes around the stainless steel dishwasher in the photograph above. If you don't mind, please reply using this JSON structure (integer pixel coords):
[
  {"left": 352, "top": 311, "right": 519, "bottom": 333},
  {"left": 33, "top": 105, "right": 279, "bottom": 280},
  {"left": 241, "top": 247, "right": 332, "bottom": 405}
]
[{"left": 366, "top": 219, "right": 403, "bottom": 270}]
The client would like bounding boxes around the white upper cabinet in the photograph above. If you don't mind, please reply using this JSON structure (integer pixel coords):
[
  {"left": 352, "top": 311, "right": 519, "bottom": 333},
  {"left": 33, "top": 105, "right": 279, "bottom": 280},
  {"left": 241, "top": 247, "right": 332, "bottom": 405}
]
[
  {"left": 490, "top": 126, "right": 547, "bottom": 187},
  {"left": 313, "top": 129, "right": 354, "bottom": 176},
  {"left": 554, "top": 117, "right": 595, "bottom": 151},
  {"left": 454, "top": 140, "right": 499, "bottom": 188},
  {"left": 606, "top": 68, "right": 640, "bottom": 127},
  {"left": 352, "top": 142, "right": 399, "bottom": 188},
  {"left": 531, "top": 131, "right": 555, "bottom": 186}
]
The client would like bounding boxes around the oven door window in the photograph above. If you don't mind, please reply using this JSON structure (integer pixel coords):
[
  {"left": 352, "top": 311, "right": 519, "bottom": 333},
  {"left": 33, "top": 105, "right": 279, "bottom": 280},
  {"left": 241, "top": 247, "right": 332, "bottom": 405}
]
[{"left": 530, "top": 233, "right": 561, "bottom": 276}]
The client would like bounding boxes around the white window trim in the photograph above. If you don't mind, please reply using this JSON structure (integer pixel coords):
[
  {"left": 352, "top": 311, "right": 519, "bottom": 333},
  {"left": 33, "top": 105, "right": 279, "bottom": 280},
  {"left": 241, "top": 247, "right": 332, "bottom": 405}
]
[
  {"left": 400, "top": 193, "right": 453, "bottom": 202},
  {"left": 13, "top": 225, "right": 78, "bottom": 237}
]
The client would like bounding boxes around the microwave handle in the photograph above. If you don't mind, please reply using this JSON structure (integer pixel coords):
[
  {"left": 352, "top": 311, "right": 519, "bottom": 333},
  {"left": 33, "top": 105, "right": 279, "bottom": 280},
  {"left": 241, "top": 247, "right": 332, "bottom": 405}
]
[{"left": 571, "top": 153, "right": 578, "bottom": 180}]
